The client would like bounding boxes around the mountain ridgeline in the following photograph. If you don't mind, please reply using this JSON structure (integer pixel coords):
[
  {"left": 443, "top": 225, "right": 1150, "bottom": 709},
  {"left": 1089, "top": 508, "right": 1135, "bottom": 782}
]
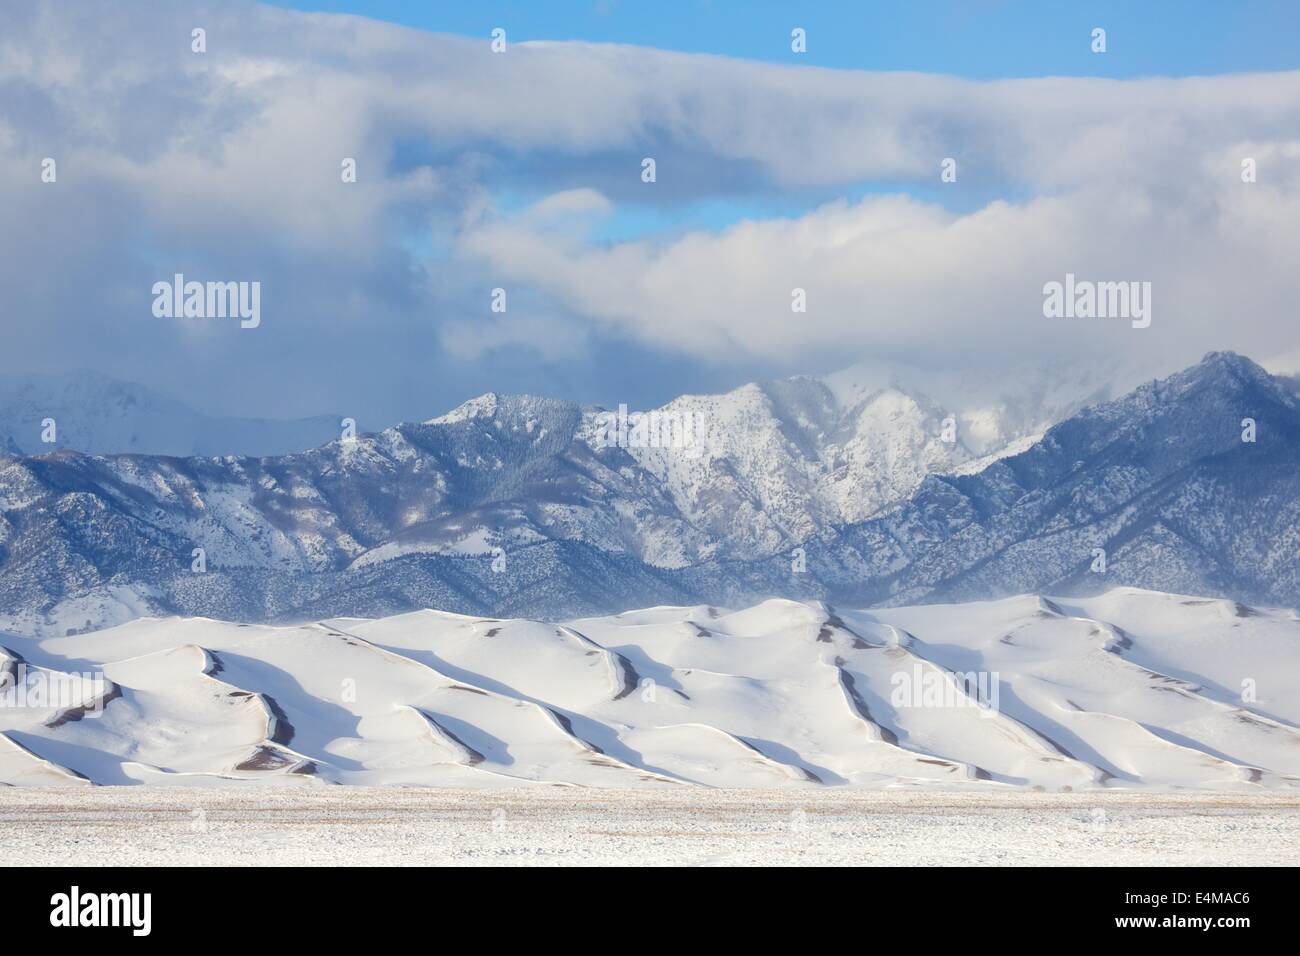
[{"left": 0, "top": 352, "right": 1295, "bottom": 632}]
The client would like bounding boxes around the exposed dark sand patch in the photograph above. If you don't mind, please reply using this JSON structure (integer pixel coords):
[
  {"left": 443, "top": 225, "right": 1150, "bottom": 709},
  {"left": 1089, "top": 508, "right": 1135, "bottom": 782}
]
[
  {"left": 1105, "top": 626, "right": 1134, "bottom": 650},
  {"left": 918, "top": 758, "right": 958, "bottom": 770},
  {"left": 545, "top": 708, "right": 605, "bottom": 756},
  {"left": 417, "top": 710, "right": 486, "bottom": 766},
  {"left": 205, "top": 649, "right": 226, "bottom": 676},
  {"left": 833, "top": 659, "right": 898, "bottom": 745},
  {"left": 734, "top": 736, "right": 824, "bottom": 784},
  {"left": 820, "top": 608, "right": 872, "bottom": 648},
  {"left": 234, "top": 745, "right": 298, "bottom": 772},
  {"left": 261, "top": 694, "right": 296, "bottom": 745},
  {"left": 44, "top": 682, "right": 123, "bottom": 728},
  {"left": 559, "top": 626, "right": 641, "bottom": 700}
]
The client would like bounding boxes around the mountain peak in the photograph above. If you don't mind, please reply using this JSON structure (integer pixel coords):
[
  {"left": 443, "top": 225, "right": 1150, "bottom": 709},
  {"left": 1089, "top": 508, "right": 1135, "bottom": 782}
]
[
  {"left": 1171, "top": 350, "right": 1294, "bottom": 405},
  {"left": 1193, "top": 349, "right": 1271, "bottom": 378},
  {"left": 425, "top": 392, "right": 500, "bottom": 425}
]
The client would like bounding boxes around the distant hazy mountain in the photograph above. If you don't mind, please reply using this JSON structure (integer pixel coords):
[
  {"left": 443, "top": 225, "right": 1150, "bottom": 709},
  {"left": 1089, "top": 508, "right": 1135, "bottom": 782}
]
[
  {"left": 0, "top": 371, "right": 339, "bottom": 457},
  {"left": 1, "top": 352, "right": 1290, "bottom": 632}
]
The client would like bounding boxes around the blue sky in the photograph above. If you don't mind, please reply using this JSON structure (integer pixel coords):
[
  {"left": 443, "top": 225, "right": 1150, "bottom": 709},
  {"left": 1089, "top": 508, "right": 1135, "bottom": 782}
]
[{"left": 269, "top": 0, "right": 1300, "bottom": 78}]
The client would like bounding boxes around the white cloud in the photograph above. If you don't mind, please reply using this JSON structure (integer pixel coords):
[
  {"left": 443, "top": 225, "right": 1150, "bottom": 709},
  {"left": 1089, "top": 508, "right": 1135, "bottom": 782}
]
[
  {"left": 522, "top": 188, "right": 612, "bottom": 223},
  {"left": 2, "top": 0, "right": 1299, "bottom": 412},
  {"left": 458, "top": 175, "right": 1300, "bottom": 368}
]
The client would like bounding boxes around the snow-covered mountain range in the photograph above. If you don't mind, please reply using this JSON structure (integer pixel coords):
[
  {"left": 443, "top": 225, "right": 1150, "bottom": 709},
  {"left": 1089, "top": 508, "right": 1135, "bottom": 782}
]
[
  {"left": 0, "top": 351, "right": 1295, "bottom": 632},
  {"left": 3, "top": 589, "right": 1297, "bottom": 788}
]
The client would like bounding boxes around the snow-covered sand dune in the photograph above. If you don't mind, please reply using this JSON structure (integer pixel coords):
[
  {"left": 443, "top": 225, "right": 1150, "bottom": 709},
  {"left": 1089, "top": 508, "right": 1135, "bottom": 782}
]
[{"left": 1, "top": 588, "right": 1297, "bottom": 789}]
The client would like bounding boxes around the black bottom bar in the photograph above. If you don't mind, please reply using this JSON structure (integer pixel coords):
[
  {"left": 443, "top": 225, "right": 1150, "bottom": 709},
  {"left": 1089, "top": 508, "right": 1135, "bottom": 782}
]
[{"left": 0, "top": 865, "right": 1286, "bottom": 941}]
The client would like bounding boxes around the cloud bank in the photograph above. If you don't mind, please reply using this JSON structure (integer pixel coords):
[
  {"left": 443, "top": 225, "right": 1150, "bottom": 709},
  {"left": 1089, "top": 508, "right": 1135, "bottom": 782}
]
[{"left": 2, "top": 0, "right": 1299, "bottom": 419}]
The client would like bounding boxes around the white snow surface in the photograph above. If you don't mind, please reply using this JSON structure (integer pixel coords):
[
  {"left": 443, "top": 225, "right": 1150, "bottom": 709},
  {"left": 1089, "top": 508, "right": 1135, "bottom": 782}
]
[
  {"left": 1, "top": 788, "right": 1294, "bottom": 866},
  {"left": 1, "top": 587, "right": 1296, "bottom": 790}
]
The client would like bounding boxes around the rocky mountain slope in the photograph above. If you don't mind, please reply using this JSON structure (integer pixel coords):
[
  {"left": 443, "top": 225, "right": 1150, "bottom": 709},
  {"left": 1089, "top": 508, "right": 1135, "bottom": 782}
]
[{"left": 0, "top": 352, "right": 1292, "bottom": 630}]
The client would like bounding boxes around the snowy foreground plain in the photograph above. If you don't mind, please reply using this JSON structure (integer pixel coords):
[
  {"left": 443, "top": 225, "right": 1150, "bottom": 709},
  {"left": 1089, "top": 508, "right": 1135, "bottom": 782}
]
[
  {"left": 1, "top": 788, "right": 1296, "bottom": 866},
  {"left": 3, "top": 588, "right": 1300, "bottom": 789}
]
